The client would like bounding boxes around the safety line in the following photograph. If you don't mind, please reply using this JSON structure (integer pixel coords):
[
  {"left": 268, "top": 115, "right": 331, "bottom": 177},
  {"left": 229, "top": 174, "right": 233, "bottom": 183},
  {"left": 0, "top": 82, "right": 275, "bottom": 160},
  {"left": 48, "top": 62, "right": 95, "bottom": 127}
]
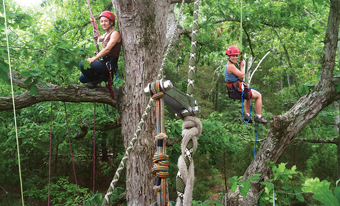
[
  {"left": 3, "top": 1, "right": 25, "bottom": 205},
  {"left": 48, "top": 102, "right": 53, "bottom": 206},
  {"left": 93, "top": 103, "right": 97, "bottom": 193},
  {"left": 240, "top": 0, "right": 242, "bottom": 51}
]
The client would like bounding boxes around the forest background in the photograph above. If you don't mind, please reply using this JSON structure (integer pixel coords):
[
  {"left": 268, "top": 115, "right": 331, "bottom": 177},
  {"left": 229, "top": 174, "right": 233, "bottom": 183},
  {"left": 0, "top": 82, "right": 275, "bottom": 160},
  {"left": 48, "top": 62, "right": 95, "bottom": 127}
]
[{"left": 1, "top": 0, "right": 340, "bottom": 205}]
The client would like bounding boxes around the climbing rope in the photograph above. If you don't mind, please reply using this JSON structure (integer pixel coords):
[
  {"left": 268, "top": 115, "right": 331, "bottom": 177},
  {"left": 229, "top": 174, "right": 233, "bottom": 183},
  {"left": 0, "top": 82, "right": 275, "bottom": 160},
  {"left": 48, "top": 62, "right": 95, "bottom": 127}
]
[
  {"left": 102, "top": 0, "right": 186, "bottom": 204},
  {"left": 241, "top": 89, "right": 251, "bottom": 124},
  {"left": 93, "top": 103, "right": 97, "bottom": 193},
  {"left": 48, "top": 102, "right": 53, "bottom": 206},
  {"left": 175, "top": 116, "right": 202, "bottom": 206},
  {"left": 64, "top": 103, "right": 80, "bottom": 197},
  {"left": 175, "top": 0, "right": 201, "bottom": 205},
  {"left": 186, "top": 0, "right": 200, "bottom": 97},
  {"left": 150, "top": 80, "right": 171, "bottom": 206},
  {"left": 4, "top": 0, "right": 24, "bottom": 205}
]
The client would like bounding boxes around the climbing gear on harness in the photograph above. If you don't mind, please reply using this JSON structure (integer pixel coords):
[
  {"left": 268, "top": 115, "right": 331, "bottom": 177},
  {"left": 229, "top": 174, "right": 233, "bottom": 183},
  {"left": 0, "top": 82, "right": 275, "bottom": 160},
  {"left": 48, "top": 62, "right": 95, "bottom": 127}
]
[
  {"left": 255, "top": 115, "right": 268, "bottom": 124},
  {"left": 99, "top": 11, "right": 115, "bottom": 21},
  {"left": 226, "top": 45, "right": 240, "bottom": 56},
  {"left": 103, "top": 62, "right": 119, "bottom": 117},
  {"left": 226, "top": 80, "right": 252, "bottom": 100},
  {"left": 87, "top": 0, "right": 100, "bottom": 53}
]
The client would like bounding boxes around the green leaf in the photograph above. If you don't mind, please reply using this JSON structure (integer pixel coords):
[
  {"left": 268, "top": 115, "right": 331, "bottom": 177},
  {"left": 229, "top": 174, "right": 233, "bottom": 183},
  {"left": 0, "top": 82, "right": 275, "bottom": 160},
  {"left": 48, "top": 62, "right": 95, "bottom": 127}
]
[
  {"left": 231, "top": 182, "right": 238, "bottom": 193},
  {"left": 30, "top": 84, "right": 38, "bottom": 95},
  {"left": 302, "top": 178, "right": 339, "bottom": 206},
  {"left": 239, "top": 181, "right": 251, "bottom": 198},
  {"left": 44, "top": 56, "right": 54, "bottom": 67},
  {"left": 228, "top": 176, "right": 238, "bottom": 184},
  {"left": 334, "top": 186, "right": 340, "bottom": 203}
]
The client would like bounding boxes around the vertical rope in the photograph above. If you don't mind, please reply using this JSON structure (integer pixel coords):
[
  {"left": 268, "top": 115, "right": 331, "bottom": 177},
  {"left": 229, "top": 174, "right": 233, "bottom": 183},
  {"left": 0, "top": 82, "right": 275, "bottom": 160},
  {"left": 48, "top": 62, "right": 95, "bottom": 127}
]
[
  {"left": 150, "top": 80, "right": 171, "bottom": 206},
  {"left": 176, "top": 1, "right": 201, "bottom": 205},
  {"left": 3, "top": 1, "right": 25, "bottom": 205},
  {"left": 102, "top": 0, "right": 186, "bottom": 204},
  {"left": 240, "top": 0, "right": 243, "bottom": 51},
  {"left": 187, "top": 0, "right": 200, "bottom": 97},
  {"left": 64, "top": 103, "right": 80, "bottom": 197},
  {"left": 93, "top": 103, "right": 96, "bottom": 193},
  {"left": 48, "top": 102, "right": 53, "bottom": 206}
]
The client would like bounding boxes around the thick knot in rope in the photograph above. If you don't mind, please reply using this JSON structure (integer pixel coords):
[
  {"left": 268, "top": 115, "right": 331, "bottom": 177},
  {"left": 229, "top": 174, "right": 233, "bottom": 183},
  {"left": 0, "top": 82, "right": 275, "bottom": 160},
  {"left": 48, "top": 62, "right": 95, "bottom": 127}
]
[{"left": 152, "top": 152, "right": 169, "bottom": 179}]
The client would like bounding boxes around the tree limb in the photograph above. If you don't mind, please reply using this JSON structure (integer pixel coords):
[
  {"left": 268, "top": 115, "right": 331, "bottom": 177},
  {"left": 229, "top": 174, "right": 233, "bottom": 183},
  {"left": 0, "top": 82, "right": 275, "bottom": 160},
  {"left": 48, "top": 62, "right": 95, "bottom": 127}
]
[
  {"left": 170, "top": 0, "right": 195, "bottom": 3},
  {"left": 295, "top": 137, "right": 337, "bottom": 144},
  {"left": 0, "top": 84, "right": 117, "bottom": 111}
]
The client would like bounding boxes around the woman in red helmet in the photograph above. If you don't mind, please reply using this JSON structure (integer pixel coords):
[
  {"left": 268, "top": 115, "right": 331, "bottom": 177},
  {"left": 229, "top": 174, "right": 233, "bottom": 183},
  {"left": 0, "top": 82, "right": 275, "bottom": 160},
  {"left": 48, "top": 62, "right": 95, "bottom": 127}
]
[
  {"left": 79, "top": 11, "right": 122, "bottom": 88},
  {"left": 225, "top": 45, "right": 267, "bottom": 124}
]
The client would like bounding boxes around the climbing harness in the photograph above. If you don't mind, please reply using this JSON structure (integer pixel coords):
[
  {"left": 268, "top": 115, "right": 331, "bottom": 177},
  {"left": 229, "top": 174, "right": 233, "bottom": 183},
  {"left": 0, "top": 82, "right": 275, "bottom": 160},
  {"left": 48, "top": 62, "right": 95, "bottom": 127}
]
[
  {"left": 87, "top": 0, "right": 100, "bottom": 53},
  {"left": 150, "top": 80, "right": 171, "bottom": 206},
  {"left": 102, "top": 0, "right": 187, "bottom": 204},
  {"left": 4, "top": 0, "right": 24, "bottom": 204}
]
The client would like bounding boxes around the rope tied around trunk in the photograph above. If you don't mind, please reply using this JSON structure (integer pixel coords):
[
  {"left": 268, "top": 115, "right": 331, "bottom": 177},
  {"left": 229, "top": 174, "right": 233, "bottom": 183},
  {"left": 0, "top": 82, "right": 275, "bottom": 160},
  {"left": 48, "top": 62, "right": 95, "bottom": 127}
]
[{"left": 150, "top": 80, "right": 171, "bottom": 206}]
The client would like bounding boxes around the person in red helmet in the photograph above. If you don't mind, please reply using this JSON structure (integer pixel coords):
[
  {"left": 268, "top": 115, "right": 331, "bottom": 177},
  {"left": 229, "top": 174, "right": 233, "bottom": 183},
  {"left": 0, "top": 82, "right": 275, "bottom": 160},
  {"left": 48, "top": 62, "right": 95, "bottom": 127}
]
[
  {"left": 79, "top": 11, "right": 122, "bottom": 88},
  {"left": 225, "top": 45, "right": 267, "bottom": 124}
]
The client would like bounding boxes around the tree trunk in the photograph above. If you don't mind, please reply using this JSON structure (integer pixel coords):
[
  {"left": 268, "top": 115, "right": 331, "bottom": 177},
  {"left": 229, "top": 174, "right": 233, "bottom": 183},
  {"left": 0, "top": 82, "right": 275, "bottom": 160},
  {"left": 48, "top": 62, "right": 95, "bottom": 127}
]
[
  {"left": 113, "top": 1, "right": 171, "bottom": 205},
  {"left": 223, "top": 0, "right": 340, "bottom": 205}
]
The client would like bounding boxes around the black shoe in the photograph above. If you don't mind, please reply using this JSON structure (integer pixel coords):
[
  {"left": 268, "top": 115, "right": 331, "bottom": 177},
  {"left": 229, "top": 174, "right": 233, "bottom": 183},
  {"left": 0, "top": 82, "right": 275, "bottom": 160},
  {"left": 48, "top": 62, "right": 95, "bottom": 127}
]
[
  {"left": 244, "top": 114, "right": 253, "bottom": 123},
  {"left": 255, "top": 116, "right": 268, "bottom": 124}
]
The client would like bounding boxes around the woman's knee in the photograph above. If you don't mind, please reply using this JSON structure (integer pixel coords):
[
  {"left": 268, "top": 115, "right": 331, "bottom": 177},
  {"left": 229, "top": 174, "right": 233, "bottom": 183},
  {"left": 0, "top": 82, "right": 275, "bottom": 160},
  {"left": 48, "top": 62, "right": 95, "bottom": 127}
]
[{"left": 251, "top": 90, "right": 261, "bottom": 99}]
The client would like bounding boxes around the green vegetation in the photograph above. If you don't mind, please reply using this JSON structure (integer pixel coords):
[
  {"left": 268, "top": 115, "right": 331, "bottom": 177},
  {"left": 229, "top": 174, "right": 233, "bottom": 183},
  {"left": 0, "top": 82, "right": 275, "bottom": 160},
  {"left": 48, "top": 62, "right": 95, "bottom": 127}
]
[{"left": 1, "top": 0, "right": 340, "bottom": 205}]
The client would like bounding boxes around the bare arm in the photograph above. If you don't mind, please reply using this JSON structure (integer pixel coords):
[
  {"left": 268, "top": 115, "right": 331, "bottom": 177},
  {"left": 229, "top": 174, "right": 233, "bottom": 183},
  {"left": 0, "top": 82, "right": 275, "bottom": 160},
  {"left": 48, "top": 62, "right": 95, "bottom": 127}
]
[
  {"left": 227, "top": 62, "right": 245, "bottom": 79},
  {"left": 87, "top": 31, "right": 121, "bottom": 63}
]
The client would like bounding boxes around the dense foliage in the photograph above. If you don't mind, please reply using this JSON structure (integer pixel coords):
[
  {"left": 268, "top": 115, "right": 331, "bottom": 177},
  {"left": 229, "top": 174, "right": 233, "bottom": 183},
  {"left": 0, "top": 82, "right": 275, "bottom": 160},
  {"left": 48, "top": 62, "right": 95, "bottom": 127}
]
[{"left": 1, "top": 0, "right": 340, "bottom": 205}]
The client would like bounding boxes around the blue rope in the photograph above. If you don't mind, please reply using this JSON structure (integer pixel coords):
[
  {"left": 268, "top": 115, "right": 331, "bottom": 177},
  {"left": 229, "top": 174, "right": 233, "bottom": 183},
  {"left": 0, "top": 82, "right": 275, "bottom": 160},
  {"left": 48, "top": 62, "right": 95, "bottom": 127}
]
[
  {"left": 241, "top": 90, "right": 251, "bottom": 124},
  {"left": 273, "top": 184, "right": 275, "bottom": 206},
  {"left": 253, "top": 123, "right": 259, "bottom": 158}
]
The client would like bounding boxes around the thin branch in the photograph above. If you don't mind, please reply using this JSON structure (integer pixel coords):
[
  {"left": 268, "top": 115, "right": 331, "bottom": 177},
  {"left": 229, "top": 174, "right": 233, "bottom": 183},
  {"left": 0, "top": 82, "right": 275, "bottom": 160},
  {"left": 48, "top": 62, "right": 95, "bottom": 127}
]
[
  {"left": 0, "top": 186, "right": 8, "bottom": 197},
  {"left": 321, "top": 119, "right": 337, "bottom": 125},
  {"left": 295, "top": 137, "right": 337, "bottom": 144},
  {"left": 248, "top": 50, "right": 271, "bottom": 84},
  {"left": 170, "top": 0, "right": 195, "bottom": 3},
  {"left": 303, "top": 9, "right": 326, "bottom": 25},
  {"left": 243, "top": 27, "right": 255, "bottom": 57}
]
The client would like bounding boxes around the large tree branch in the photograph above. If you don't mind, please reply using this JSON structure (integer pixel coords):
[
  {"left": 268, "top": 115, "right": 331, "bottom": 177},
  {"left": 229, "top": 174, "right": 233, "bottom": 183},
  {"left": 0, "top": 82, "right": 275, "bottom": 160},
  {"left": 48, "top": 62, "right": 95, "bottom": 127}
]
[{"left": 0, "top": 84, "right": 117, "bottom": 111}]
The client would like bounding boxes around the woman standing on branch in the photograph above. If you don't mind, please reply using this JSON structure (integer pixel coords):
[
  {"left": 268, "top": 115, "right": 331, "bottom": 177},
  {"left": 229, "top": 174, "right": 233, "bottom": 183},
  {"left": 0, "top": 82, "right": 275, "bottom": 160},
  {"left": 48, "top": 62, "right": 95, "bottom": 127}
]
[
  {"left": 225, "top": 46, "right": 267, "bottom": 124},
  {"left": 79, "top": 11, "right": 122, "bottom": 88}
]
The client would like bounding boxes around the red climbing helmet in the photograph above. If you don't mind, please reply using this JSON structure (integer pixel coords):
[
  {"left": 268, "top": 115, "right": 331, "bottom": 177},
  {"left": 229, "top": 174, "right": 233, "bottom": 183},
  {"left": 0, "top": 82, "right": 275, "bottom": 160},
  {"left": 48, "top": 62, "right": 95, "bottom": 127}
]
[
  {"left": 226, "top": 46, "right": 240, "bottom": 55},
  {"left": 99, "top": 11, "right": 115, "bottom": 21}
]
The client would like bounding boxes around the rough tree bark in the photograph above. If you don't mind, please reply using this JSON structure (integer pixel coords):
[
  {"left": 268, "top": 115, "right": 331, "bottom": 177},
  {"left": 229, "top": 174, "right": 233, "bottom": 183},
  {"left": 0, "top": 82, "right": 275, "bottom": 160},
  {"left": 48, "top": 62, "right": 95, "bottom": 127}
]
[
  {"left": 112, "top": 0, "right": 173, "bottom": 205},
  {"left": 223, "top": 0, "right": 340, "bottom": 205}
]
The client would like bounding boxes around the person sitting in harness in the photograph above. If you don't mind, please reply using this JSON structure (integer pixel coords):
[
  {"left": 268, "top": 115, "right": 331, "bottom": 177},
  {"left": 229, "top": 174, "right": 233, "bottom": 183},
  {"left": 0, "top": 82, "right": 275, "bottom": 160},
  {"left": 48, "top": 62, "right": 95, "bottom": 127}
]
[
  {"left": 79, "top": 11, "right": 122, "bottom": 89},
  {"left": 225, "top": 45, "right": 267, "bottom": 124}
]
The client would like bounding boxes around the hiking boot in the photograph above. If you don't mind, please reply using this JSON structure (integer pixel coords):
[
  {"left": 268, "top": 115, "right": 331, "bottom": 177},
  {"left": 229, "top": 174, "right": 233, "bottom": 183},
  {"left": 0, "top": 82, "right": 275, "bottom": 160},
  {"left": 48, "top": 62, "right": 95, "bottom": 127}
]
[
  {"left": 244, "top": 113, "right": 253, "bottom": 123},
  {"left": 86, "top": 78, "right": 103, "bottom": 89},
  {"left": 255, "top": 116, "right": 268, "bottom": 124}
]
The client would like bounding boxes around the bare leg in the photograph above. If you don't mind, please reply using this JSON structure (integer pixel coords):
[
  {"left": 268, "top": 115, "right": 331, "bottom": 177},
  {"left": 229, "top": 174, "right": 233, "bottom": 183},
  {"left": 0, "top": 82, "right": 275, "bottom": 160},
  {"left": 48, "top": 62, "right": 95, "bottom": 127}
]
[
  {"left": 244, "top": 99, "right": 251, "bottom": 114},
  {"left": 251, "top": 89, "right": 262, "bottom": 115}
]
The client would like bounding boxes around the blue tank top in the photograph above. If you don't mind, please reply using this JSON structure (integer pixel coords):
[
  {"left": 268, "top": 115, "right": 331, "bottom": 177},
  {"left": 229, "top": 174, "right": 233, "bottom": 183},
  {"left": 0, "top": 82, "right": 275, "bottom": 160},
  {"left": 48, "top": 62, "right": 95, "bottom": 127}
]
[{"left": 224, "top": 62, "right": 240, "bottom": 82}]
